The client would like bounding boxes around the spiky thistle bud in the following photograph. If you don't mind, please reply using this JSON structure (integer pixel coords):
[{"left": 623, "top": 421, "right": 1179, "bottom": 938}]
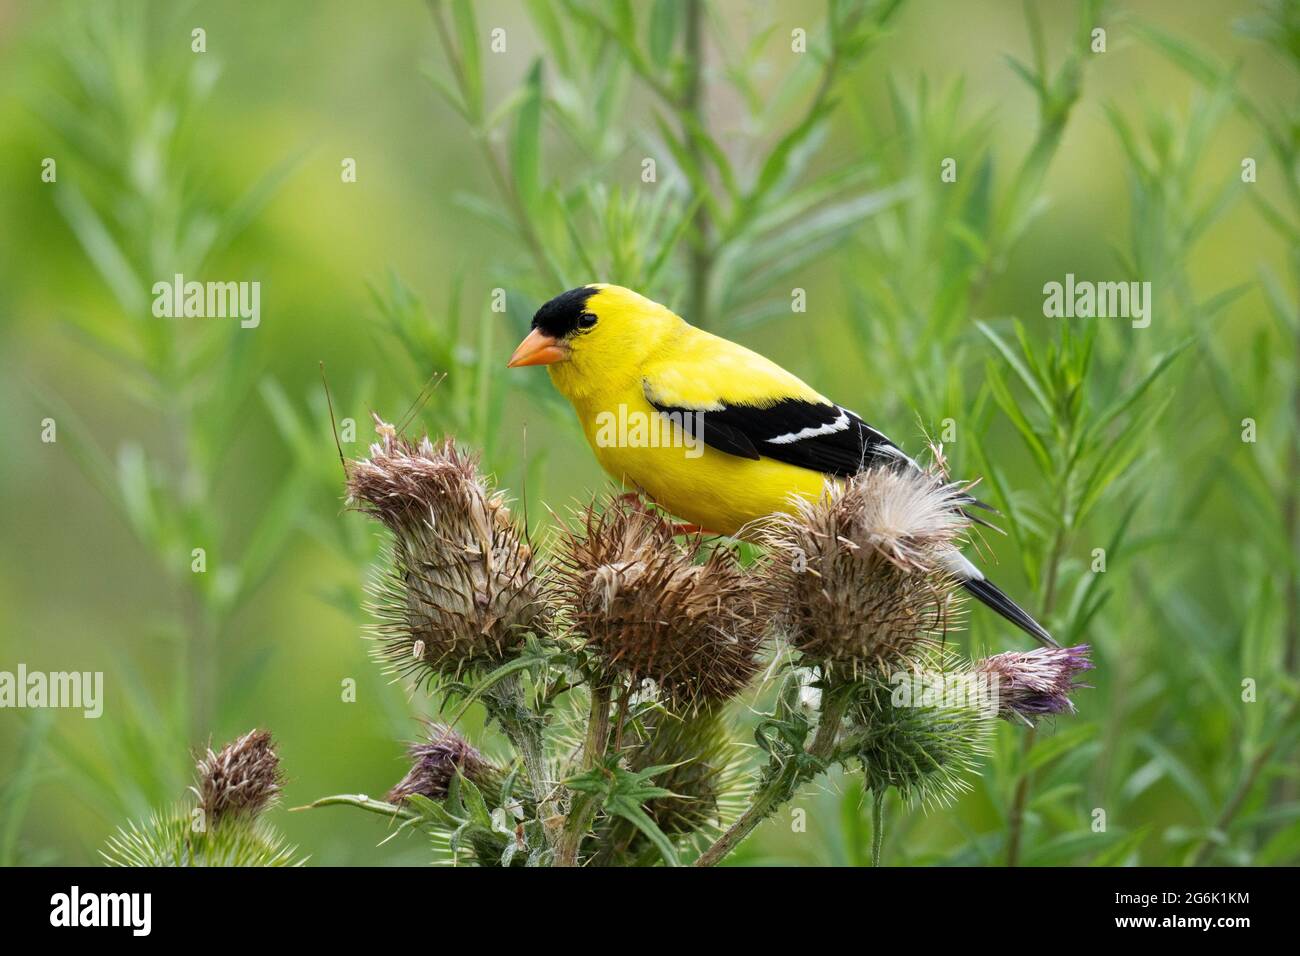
[
  {"left": 387, "top": 723, "right": 504, "bottom": 806},
  {"left": 630, "top": 710, "right": 745, "bottom": 838},
  {"left": 758, "top": 464, "right": 971, "bottom": 673},
  {"left": 193, "top": 728, "right": 284, "bottom": 825},
  {"left": 841, "top": 653, "right": 993, "bottom": 808},
  {"left": 553, "top": 498, "right": 768, "bottom": 711},
  {"left": 104, "top": 729, "right": 304, "bottom": 866},
  {"left": 975, "top": 644, "right": 1094, "bottom": 723},
  {"left": 347, "top": 419, "right": 547, "bottom": 682}
]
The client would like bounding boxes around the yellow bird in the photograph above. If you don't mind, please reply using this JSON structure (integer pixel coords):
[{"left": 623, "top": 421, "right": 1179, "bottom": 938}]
[{"left": 508, "top": 283, "right": 1055, "bottom": 646}]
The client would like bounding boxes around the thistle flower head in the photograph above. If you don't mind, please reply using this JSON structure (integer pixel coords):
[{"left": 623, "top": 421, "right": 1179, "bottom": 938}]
[
  {"left": 629, "top": 709, "right": 746, "bottom": 837},
  {"left": 103, "top": 809, "right": 305, "bottom": 867},
  {"left": 193, "top": 729, "right": 284, "bottom": 825},
  {"left": 841, "top": 654, "right": 993, "bottom": 809},
  {"left": 387, "top": 723, "right": 501, "bottom": 805},
  {"left": 975, "top": 644, "right": 1094, "bottom": 723},
  {"left": 759, "top": 464, "right": 971, "bottom": 672},
  {"left": 347, "top": 418, "right": 547, "bottom": 682},
  {"left": 554, "top": 497, "right": 768, "bottom": 711}
]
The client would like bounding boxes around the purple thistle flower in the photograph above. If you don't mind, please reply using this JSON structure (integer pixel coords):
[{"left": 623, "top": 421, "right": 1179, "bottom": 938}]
[
  {"left": 386, "top": 724, "right": 500, "bottom": 805},
  {"left": 975, "top": 644, "right": 1094, "bottom": 723}
]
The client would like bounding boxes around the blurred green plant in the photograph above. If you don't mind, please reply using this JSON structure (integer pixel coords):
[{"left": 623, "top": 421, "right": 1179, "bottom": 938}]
[
  {"left": 845, "top": 0, "right": 1106, "bottom": 425},
  {"left": 1126, "top": 0, "right": 1300, "bottom": 865},
  {"left": 425, "top": 0, "right": 908, "bottom": 329},
  {"left": 31, "top": 0, "right": 304, "bottom": 819}
]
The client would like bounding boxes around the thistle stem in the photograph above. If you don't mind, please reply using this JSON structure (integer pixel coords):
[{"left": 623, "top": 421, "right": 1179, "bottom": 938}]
[
  {"left": 1005, "top": 727, "right": 1037, "bottom": 867},
  {"left": 295, "top": 794, "right": 417, "bottom": 821},
  {"left": 554, "top": 680, "right": 612, "bottom": 867},
  {"left": 1007, "top": 508, "right": 1067, "bottom": 866},
  {"left": 870, "top": 789, "right": 886, "bottom": 867},
  {"left": 694, "top": 689, "right": 850, "bottom": 867},
  {"left": 488, "top": 676, "right": 560, "bottom": 848},
  {"left": 692, "top": 760, "right": 800, "bottom": 867}
]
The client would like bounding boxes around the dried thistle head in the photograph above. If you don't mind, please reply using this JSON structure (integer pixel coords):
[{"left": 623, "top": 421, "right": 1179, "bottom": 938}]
[
  {"left": 193, "top": 729, "right": 284, "bottom": 825},
  {"left": 975, "top": 644, "right": 1094, "bottom": 724},
  {"left": 841, "top": 652, "right": 993, "bottom": 809},
  {"left": 553, "top": 497, "right": 768, "bottom": 711},
  {"left": 347, "top": 418, "right": 547, "bottom": 682},
  {"left": 386, "top": 723, "right": 503, "bottom": 806},
  {"left": 758, "top": 464, "right": 971, "bottom": 673}
]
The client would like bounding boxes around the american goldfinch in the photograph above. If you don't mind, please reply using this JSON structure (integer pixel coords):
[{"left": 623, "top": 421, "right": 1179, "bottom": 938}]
[{"left": 508, "top": 284, "right": 1056, "bottom": 646}]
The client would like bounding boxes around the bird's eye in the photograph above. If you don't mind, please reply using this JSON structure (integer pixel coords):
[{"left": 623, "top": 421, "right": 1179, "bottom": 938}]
[{"left": 578, "top": 312, "right": 598, "bottom": 329}]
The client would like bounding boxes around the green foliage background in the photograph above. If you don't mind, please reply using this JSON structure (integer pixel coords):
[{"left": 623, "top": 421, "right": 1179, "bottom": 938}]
[{"left": 0, "top": 0, "right": 1297, "bottom": 866}]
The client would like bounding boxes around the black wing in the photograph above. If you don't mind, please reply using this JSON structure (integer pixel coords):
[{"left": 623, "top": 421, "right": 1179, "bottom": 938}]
[
  {"left": 644, "top": 384, "right": 999, "bottom": 525},
  {"left": 645, "top": 386, "right": 901, "bottom": 478}
]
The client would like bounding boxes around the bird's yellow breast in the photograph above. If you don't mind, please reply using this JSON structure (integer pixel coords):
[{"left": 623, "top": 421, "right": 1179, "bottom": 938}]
[{"left": 567, "top": 384, "right": 830, "bottom": 537}]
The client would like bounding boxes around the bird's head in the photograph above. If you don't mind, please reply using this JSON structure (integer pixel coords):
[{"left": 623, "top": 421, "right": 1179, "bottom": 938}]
[{"left": 507, "top": 285, "right": 683, "bottom": 398}]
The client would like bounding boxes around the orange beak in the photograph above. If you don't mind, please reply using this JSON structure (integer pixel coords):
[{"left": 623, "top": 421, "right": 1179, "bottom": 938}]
[{"left": 507, "top": 328, "right": 568, "bottom": 368}]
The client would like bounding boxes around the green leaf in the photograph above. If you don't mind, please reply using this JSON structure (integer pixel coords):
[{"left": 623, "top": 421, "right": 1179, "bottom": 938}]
[
  {"left": 423, "top": 63, "right": 473, "bottom": 122},
  {"left": 1025, "top": 723, "right": 1099, "bottom": 772},
  {"left": 648, "top": 0, "right": 679, "bottom": 62},
  {"left": 0, "top": 713, "right": 54, "bottom": 866},
  {"left": 207, "top": 148, "right": 306, "bottom": 265},
  {"left": 1132, "top": 21, "right": 1226, "bottom": 88},
  {"left": 525, "top": 0, "right": 571, "bottom": 72},
  {"left": 1134, "top": 734, "right": 1214, "bottom": 822},
  {"left": 1085, "top": 338, "right": 1191, "bottom": 443},
  {"left": 644, "top": 191, "right": 705, "bottom": 289},
  {"left": 484, "top": 84, "right": 531, "bottom": 131},
  {"left": 445, "top": 650, "right": 555, "bottom": 727},
  {"left": 976, "top": 321, "right": 1053, "bottom": 418},
  {"left": 605, "top": 796, "right": 679, "bottom": 867},
  {"left": 53, "top": 183, "right": 145, "bottom": 315},
  {"left": 451, "top": 0, "right": 483, "bottom": 120},
  {"left": 562, "top": 760, "right": 684, "bottom": 865},
  {"left": 984, "top": 364, "right": 1053, "bottom": 475},
  {"left": 1088, "top": 827, "right": 1149, "bottom": 866},
  {"left": 1003, "top": 54, "right": 1044, "bottom": 97},
  {"left": 513, "top": 60, "right": 545, "bottom": 215},
  {"left": 455, "top": 771, "right": 495, "bottom": 830}
]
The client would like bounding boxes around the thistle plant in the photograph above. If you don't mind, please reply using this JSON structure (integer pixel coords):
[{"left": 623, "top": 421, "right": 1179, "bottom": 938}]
[
  {"left": 757, "top": 467, "right": 971, "bottom": 671},
  {"left": 844, "top": 655, "right": 992, "bottom": 809},
  {"left": 307, "top": 420, "right": 1090, "bottom": 866},
  {"left": 553, "top": 497, "right": 768, "bottom": 710},
  {"left": 103, "top": 729, "right": 304, "bottom": 867},
  {"left": 348, "top": 421, "right": 548, "bottom": 682},
  {"left": 386, "top": 724, "right": 505, "bottom": 808},
  {"left": 976, "top": 645, "right": 1095, "bottom": 725}
]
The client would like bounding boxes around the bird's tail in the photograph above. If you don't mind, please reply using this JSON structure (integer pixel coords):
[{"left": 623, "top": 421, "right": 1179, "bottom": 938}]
[
  {"left": 961, "top": 577, "right": 1058, "bottom": 647},
  {"left": 942, "top": 551, "right": 1058, "bottom": 647}
]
